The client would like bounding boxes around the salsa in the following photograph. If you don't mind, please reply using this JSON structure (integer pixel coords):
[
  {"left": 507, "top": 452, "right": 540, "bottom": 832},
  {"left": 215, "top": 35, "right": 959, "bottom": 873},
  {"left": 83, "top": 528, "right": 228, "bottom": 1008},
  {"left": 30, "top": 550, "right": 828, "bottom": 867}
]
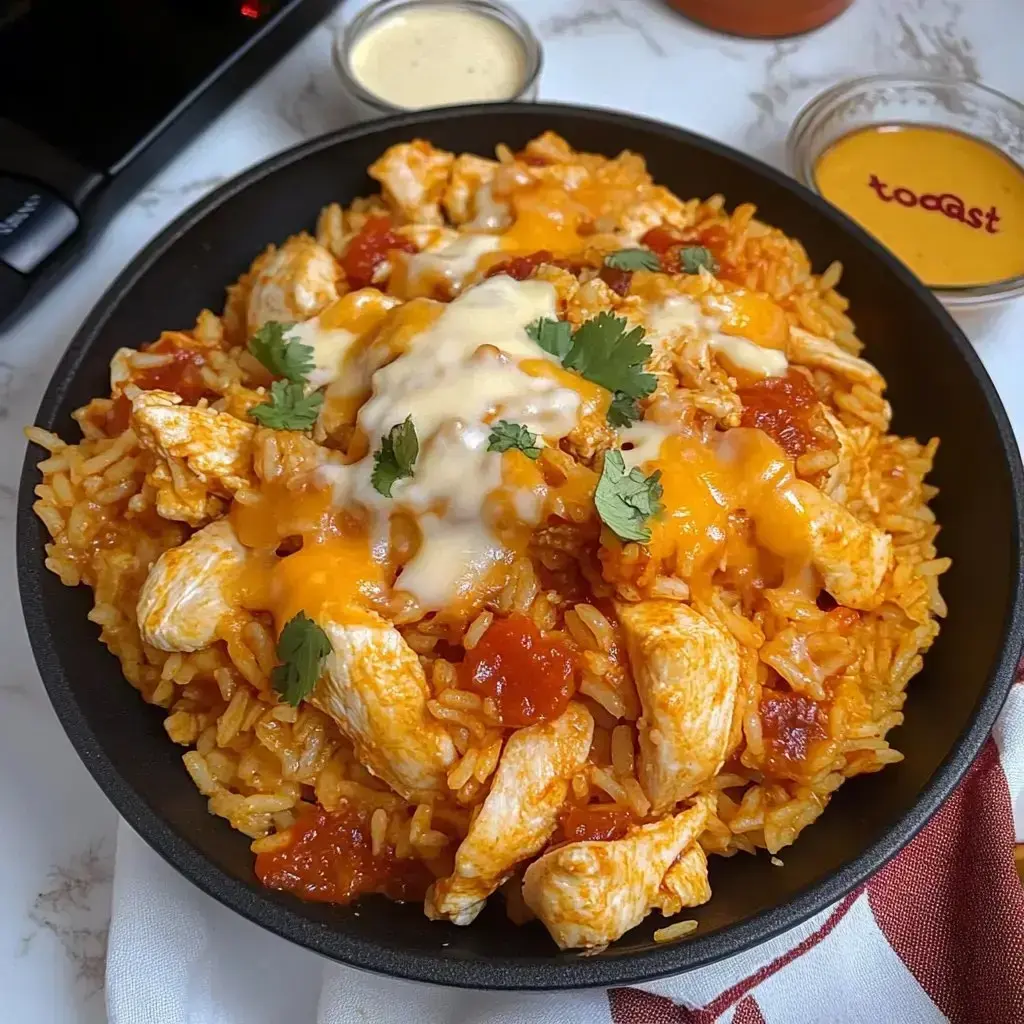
[
  {"left": 254, "top": 804, "right": 430, "bottom": 905},
  {"left": 560, "top": 805, "right": 633, "bottom": 844},
  {"left": 760, "top": 690, "right": 828, "bottom": 772},
  {"left": 134, "top": 339, "right": 218, "bottom": 406},
  {"left": 463, "top": 613, "right": 577, "bottom": 727},
  {"left": 642, "top": 224, "right": 736, "bottom": 281},
  {"left": 342, "top": 216, "right": 417, "bottom": 290},
  {"left": 737, "top": 370, "right": 823, "bottom": 460}
]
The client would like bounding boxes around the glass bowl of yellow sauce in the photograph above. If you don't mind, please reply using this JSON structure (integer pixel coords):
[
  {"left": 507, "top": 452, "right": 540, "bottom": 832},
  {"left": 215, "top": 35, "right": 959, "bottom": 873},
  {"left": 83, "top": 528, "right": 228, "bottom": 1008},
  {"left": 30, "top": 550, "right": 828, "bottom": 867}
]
[
  {"left": 335, "top": 0, "right": 542, "bottom": 120},
  {"left": 787, "top": 75, "right": 1024, "bottom": 312}
]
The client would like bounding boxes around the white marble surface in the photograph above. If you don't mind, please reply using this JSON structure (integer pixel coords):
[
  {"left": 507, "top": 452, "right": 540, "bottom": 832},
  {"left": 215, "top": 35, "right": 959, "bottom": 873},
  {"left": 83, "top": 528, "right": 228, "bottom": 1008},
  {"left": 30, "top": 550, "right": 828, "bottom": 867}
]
[{"left": 1, "top": 1, "right": 1021, "bottom": 1020}]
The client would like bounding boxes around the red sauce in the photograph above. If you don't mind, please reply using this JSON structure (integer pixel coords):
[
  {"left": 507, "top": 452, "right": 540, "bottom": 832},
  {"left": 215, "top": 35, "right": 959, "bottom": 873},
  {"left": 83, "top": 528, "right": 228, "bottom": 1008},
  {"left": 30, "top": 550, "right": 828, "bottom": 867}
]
[
  {"left": 105, "top": 393, "right": 133, "bottom": 435},
  {"left": 133, "top": 345, "right": 216, "bottom": 406},
  {"left": 486, "top": 250, "right": 555, "bottom": 281},
  {"left": 737, "top": 370, "right": 822, "bottom": 459},
  {"left": 254, "top": 804, "right": 430, "bottom": 905},
  {"left": 463, "top": 613, "right": 577, "bottom": 727},
  {"left": 342, "top": 216, "right": 417, "bottom": 290},
  {"left": 760, "top": 690, "right": 828, "bottom": 770},
  {"left": 561, "top": 805, "right": 633, "bottom": 844},
  {"left": 599, "top": 265, "right": 633, "bottom": 296},
  {"left": 641, "top": 224, "right": 738, "bottom": 280}
]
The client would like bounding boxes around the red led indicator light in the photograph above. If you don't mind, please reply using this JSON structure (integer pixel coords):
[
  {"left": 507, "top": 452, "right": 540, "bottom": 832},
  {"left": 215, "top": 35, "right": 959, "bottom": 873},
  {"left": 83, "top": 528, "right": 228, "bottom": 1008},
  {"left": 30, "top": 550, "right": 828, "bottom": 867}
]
[{"left": 240, "top": 2, "right": 261, "bottom": 18}]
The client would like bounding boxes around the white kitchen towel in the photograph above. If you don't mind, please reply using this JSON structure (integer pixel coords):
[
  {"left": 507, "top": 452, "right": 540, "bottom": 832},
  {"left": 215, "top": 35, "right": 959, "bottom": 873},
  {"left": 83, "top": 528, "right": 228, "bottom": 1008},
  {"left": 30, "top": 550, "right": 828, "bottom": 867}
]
[{"left": 105, "top": 679, "right": 1024, "bottom": 1024}]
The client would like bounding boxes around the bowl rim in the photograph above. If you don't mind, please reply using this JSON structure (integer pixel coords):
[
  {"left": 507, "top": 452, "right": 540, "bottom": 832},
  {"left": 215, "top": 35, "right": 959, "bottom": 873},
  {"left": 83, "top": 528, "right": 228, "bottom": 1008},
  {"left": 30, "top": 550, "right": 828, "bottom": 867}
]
[
  {"left": 785, "top": 73, "right": 1024, "bottom": 309},
  {"left": 17, "top": 100, "right": 1024, "bottom": 990}
]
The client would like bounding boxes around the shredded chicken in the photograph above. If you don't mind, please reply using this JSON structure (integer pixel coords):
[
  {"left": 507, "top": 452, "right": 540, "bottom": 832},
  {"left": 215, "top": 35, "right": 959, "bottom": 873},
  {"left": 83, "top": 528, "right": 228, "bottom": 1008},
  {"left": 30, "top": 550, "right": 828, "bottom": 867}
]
[
  {"left": 369, "top": 140, "right": 455, "bottom": 225},
  {"left": 246, "top": 235, "right": 340, "bottom": 334},
  {"left": 312, "top": 615, "right": 457, "bottom": 801},
  {"left": 132, "top": 390, "right": 256, "bottom": 526},
  {"left": 137, "top": 520, "right": 248, "bottom": 652},
  {"left": 522, "top": 794, "right": 714, "bottom": 949},
  {"left": 617, "top": 601, "right": 741, "bottom": 813},
  {"left": 425, "top": 702, "right": 594, "bottom": 925}
]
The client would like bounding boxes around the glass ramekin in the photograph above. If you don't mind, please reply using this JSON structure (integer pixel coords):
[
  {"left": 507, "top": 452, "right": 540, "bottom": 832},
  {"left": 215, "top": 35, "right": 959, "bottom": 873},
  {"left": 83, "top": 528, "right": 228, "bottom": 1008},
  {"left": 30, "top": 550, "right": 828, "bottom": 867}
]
[
  {"left": 333, "top": 0, "right": 543, "bottom": 121},
  {"left": 787, "top": 75, "right": 1024, "bottom": 313}
]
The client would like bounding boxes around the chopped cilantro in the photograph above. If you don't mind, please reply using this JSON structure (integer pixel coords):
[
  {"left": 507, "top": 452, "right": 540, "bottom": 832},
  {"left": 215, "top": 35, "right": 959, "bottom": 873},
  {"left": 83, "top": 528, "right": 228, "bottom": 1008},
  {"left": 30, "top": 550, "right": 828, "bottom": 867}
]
[
  {"left": 248, "top": 321, "right": 315, "bottom": 383},
  {"left": 605, "top": 248, "right": 661, "bottom": 272},
  {"left": 563, "top": 312, "right": 656, "bottom": 403},
  {"left": 272, "top": 611, "right": 332, "bottom": 707},
  {"left": 595, "top": 450, "right": 663, "bottom": 543},
  {"left": 487, "top": 421, "right": 541, "bottom": 459},
  {"left": 526, "top": 317, "right": 573, "bottom": 360},
  {"left": 371, "top": 416, "right": 419, "bottom": 497},
  {"left": 249, "top": 380, "right": 323, "bottom": 430},
  {"left": 607, "top": 392, "right": 642, "bottom": 428},
  {"left": 679, "top": 246, "right": 719, "bottom": 275}
]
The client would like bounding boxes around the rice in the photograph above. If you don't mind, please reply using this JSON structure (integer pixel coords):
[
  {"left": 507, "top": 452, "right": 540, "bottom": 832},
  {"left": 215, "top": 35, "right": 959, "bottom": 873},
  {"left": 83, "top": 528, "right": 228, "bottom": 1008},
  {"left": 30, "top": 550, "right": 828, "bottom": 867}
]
[
  {"left": 654, "top": 920, "right": 698, "bottom": 943},
  {"left": 24, "top": 130, "right": 948, "bottom": 942}
]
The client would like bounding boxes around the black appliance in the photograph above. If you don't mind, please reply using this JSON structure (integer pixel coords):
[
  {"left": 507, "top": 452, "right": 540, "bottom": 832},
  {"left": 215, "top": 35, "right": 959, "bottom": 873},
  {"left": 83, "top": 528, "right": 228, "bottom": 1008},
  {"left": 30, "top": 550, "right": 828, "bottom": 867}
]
[{"left": 0, "top": 0, "right": 338, "bottom": 328}]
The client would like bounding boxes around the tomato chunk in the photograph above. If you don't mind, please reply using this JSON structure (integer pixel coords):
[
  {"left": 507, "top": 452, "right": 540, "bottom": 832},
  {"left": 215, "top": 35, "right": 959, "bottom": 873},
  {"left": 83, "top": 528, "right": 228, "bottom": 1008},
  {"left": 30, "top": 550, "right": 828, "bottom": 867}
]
[
  {"left": 463, "top": 613, "right": 577, "bottom": 726},
  {"left": 737, "top": 370, "right": 823, "bottom": 460},
  {"left": 342, "top": 216, "right": 417, "bottom": 290},
  {"left": 561, "top": 805, "right": 633, "bottom": 844},
  {"left": 760, "top": 690, "right": 828, "bottom": 771},
  {"left": 254, "top": 804, "right": 429, "bottom": 905},
  {"left": 486, "top": 250, "right": 555, "bottom": 281},
  {"left": 132, "top": 334, "right": 219, "bottom": 406}
]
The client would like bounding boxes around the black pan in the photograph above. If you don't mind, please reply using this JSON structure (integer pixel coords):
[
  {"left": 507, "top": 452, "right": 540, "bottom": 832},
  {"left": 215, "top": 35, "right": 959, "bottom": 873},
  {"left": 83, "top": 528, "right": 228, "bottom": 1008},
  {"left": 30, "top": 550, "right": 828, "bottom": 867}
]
[{"left": 17, "top": 103, "right": 1024, "bottom": 990}]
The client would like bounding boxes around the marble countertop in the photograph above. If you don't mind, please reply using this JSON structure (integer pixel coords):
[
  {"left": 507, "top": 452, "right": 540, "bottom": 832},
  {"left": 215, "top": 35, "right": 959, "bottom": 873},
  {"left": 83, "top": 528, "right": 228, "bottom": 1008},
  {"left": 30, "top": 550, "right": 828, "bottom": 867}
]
[{"left": 1, "top": 1, "right": 1021, "bottom": 1020}]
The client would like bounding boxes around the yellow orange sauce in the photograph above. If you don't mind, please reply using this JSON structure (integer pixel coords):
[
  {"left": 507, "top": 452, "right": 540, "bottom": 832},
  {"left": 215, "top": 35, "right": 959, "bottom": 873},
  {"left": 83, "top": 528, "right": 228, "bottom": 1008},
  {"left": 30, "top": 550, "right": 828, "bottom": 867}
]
[{"left": 814, "top": 124, "right": 1024, "bottom": 288}]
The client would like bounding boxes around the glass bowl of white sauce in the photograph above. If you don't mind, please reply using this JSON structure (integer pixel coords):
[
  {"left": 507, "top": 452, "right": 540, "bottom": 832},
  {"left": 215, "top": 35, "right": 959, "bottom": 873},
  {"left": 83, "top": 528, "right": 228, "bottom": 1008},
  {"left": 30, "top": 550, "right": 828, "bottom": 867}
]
[{"left": 334, "top": 0, "right": 542, "bottom": 119}]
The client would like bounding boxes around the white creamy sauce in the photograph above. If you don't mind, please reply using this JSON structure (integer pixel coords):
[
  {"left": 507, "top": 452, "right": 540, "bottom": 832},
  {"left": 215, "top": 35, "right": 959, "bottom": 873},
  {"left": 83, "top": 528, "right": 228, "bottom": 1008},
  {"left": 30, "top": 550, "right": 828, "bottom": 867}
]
[
  {"left": 619, "top": 422, "right": 672, "bottom": 471},
  {"left": 350, "top": 8, "right": 527, "bottom": 110},
  {"left": 466, "top": 182, "right": 513, "bottom": 231},
  {"left": 288, "top": 318, "right": 359, "bottom": 391},
  {"left": 645, "top": 296, "right": 788, "bottom": 379},
  {"left": 402, "top": 234, "right": 502, "bottom": 296},
  {"left": 320, "top": 276, "right": 583, "bottom": 612}
]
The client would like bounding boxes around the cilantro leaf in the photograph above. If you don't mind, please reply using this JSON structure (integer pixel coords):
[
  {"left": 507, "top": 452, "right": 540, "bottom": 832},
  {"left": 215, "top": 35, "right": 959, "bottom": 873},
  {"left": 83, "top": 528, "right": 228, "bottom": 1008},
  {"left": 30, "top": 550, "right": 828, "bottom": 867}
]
[
  {"left": 526, "top": 317, "right": 573, "bottom": 360},
  {"left": 488, "top": 421, "right": 541, "bottom": 459},
  {"left": 595, "top": 450, "right": 664, "bottom": 543},
  {"left": 605, "top": 248, "right": 661, "bottom": 272},
  {"left": 371, "top": 416, "right": 419, "bottom": 497},
  {"left": 248, "top": 321, "right": 315, "bottom": 383},
  {"left": 563, "top": 312, "right": 657, "bottom": 400},
  {"left": 608, "top": 391, "right": 642, "bottom": 428},
  {"left": 249, "top": 380, "right": 323, "bottom": 430},
  {"left": 679, "top": 246, "right": 719, "bottom": 275},
  {"left": 272, "top": 611, "right": 332, "bottom": 707}
]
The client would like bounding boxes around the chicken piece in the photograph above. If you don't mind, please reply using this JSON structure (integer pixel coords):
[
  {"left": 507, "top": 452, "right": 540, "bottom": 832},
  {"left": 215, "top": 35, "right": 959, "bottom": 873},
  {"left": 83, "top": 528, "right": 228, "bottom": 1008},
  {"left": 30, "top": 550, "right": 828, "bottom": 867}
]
[
  {"left": 653, "top": 842, "right": 712, "bottom": 916},
  {"left": 522, "top": 795, "right": 714, "bottom": 950},
  {"left": 312, "top": 615, "right": 456, "bottom": 801},
  {"left": 821, "top": 409, "right": 856, "bottom": 503},
  {"left": 796, "top": 481, "right": 892, "bottom": 610},
  {"left": 788, "top": 327, "right": 886, "bottom": 394},
  {"left": 616, "top": 601, "right": 741, "bottom": 814},
  {"left": 369, "top": 141, "right": 455, "bottom": 226},
  {"left": 442, "top": 154, "right": 511, "bottom": 230},
  {"left": 246, "top": 235, "right": 341, "bottom": 334},
  {"left": 137, "top": 520, "right": 248, "bottom": 652},
  {"left": 132, "top": 390, "right": 255, "bottom": 492},
  {"left": 425, "top": 703, "right": 594, "bottom": 926}
]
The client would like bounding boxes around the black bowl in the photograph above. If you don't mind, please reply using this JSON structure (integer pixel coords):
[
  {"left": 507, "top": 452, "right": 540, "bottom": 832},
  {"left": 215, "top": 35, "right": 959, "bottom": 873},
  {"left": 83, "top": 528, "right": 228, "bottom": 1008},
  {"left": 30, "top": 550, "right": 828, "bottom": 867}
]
[{"left": 18, "top": 103, "right": 1024, "bottom": 989}]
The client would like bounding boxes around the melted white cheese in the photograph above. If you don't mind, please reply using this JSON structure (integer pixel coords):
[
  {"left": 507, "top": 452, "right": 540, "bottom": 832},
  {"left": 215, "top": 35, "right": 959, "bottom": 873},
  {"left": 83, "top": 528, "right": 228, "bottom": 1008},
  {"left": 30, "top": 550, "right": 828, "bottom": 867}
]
[
  {"left": 288, "top": 318, "right": 359, "bottom": 391},
  {"left": 402, "top": 234, "right": 502, "bottom": 297},
  {"left": 645, "top": 295, "right": 788, "bottom": 379},
  {"left": 619, "top": 422, "right": 672, "bottom": 471},
  {"left": 321, "top": 276, "right": 583, "bottom": 613}
]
